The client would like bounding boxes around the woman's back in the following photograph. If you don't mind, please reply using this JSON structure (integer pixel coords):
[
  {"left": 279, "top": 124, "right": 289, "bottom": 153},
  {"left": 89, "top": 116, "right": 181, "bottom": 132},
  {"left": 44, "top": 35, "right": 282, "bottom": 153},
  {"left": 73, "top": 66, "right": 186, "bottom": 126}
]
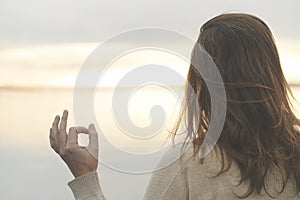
[
  {"left": 144, "top": 147, "right": 299, "bottom": 199},
  {"left": 171, "top": 13, "right": 300, "bottom": 198}
]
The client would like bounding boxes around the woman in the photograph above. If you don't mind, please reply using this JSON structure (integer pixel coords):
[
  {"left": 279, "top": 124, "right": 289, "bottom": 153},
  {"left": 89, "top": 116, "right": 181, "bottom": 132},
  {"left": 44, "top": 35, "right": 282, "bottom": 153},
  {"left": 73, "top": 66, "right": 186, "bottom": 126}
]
[{"left": 49, "top": 13, "right": 300, "bottom": 199}]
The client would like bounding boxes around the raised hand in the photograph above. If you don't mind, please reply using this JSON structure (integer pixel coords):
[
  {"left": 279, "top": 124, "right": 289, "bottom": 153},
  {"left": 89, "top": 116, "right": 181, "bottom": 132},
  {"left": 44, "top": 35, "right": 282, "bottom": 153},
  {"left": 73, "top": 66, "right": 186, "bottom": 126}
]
[{"left": 49, "top": 110, "right": 99, "bottom": 178}]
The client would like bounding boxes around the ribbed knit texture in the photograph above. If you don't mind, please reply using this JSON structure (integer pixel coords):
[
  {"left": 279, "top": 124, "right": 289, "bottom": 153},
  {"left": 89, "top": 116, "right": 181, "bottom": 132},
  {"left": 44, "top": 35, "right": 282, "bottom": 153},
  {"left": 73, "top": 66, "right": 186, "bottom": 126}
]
[
  {"left": 68, "top": 171, "right": 105, "bottom": 200},
  {"left": 68, "top": 148, "right": 299, "bottom": 200}
]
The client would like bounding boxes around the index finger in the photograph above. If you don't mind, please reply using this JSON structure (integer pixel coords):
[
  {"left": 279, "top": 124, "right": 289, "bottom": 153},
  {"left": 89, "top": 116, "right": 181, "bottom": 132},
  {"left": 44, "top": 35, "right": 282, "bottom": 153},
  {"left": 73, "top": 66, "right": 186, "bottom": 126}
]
[
  {"left": 66, "top": 126, "right": 90, "bottom": 147},
  {"left": 75, "top": 126, "right": 89, "bottom": 134}
]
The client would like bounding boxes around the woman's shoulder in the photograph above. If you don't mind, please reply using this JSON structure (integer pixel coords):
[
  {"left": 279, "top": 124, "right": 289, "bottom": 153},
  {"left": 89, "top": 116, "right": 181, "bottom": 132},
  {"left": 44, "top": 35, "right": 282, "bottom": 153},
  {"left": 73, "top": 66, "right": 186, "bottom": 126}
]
[{"left": 156, "top": 144, "right": 233, "bottom": 175}]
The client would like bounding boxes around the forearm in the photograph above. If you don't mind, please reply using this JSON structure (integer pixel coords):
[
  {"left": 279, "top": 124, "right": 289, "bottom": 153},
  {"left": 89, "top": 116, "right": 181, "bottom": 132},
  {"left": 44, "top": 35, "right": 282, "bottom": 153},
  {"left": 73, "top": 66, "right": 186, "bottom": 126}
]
[{"left": 68, "top": 171, "right": 106, "bottom": 200}]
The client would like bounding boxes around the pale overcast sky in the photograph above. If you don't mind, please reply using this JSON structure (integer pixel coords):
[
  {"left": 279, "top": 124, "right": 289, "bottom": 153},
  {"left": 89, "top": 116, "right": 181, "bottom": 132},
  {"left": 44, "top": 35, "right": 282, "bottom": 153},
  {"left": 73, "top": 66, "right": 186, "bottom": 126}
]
[
  {"left": 0, "top": 0, "right": 299, "bottom": 47},
  {"left": 0, "top": 0, "right": 299, "bottom": 87}
]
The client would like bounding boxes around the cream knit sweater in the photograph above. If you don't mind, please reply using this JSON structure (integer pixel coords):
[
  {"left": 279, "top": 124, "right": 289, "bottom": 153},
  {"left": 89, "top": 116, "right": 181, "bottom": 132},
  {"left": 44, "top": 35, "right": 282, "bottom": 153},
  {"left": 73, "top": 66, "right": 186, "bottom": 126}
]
[{"left": 68, "top": 148, "right": 298, "bottom": 200}]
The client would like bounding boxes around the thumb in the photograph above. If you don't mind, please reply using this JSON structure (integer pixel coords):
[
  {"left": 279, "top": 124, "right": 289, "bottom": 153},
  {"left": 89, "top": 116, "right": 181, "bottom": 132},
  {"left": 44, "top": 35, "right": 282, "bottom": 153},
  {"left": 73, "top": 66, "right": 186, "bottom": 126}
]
[{"left": 87, "top": 123, "right": 99, "bottom": 160}]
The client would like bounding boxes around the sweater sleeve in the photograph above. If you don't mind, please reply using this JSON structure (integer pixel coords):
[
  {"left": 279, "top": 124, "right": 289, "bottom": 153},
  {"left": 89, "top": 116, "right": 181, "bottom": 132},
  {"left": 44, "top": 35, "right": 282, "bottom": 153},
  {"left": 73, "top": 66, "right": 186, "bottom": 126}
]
[
  {"left": 68, "top": 147, "right": 190, "bottom": 200},
  {"left": 68, "top": 171, "right": 106, "bottom": 200}
]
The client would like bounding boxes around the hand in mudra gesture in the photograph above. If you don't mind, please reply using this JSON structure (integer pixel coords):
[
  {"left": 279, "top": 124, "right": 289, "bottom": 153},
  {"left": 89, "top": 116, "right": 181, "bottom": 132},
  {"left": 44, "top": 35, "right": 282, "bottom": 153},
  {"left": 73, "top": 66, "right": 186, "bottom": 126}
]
[{"left": 49, "top": 110, "right": 99, "bottom": 178}]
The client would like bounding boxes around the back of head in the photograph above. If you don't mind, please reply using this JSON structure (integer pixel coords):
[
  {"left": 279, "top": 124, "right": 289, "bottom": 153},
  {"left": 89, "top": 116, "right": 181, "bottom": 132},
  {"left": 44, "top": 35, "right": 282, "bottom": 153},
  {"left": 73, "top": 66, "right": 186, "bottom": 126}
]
[{"left": 176, "top": 13, "right": 300, "bottom": 198}]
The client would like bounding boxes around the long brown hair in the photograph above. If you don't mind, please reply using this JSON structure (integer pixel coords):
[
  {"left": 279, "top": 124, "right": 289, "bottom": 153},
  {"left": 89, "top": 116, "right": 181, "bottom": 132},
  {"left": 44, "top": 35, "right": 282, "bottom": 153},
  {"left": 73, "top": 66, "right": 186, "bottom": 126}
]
[{"left": 174, "top": 13, "right": 300, "bottom": 197}]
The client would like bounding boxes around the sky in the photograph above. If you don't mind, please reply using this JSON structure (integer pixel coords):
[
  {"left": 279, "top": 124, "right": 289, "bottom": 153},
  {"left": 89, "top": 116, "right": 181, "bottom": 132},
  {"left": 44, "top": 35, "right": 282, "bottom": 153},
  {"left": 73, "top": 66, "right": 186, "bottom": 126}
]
[{"left": 0, "top": 0, "right": 299, "bottom": 88}]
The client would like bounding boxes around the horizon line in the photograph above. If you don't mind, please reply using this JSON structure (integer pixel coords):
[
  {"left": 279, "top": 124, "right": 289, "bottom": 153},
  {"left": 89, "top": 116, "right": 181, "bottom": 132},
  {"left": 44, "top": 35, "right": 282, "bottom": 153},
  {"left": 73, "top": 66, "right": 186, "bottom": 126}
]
[{"left": 0, "top": 83, "right": 300, "bottom": 92}]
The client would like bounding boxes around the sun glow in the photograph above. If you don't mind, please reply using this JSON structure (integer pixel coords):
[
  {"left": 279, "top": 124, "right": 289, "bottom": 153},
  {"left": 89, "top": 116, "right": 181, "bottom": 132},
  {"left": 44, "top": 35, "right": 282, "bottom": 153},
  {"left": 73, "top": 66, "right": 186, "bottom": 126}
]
[{"left": 0, "top": 39, "right": 299, "bottom": 89}]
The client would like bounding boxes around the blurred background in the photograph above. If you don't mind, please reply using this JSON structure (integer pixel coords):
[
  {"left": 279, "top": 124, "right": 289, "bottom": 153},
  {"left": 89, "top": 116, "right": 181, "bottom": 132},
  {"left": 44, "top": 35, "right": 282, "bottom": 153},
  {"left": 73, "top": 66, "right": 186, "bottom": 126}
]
[{"left": 0, "top": 0, "right": 299, "bottom": 199}]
